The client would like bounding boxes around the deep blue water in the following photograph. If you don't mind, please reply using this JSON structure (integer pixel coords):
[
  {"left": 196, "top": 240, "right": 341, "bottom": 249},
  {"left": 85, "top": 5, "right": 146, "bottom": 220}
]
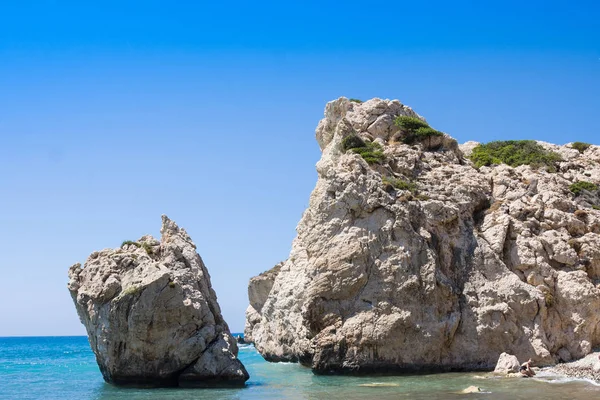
[{"left": 1, "top": 336, "right": 600, "bottom": 399}]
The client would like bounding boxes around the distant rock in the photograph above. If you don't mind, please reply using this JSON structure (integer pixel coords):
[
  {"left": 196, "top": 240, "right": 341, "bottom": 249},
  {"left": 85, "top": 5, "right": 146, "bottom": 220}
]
[
  {"left": 245, "top": 97, "right": 600, "bottom": 374},
  {"left": 233, "top": 334, "right": 247, "bottom": 345},
  {"left": 244, "top": 262, "right": 282, "bottom": 345},
  {"left": 458, "top": 141, "right": 479, "bottom": 157},
  {"left": 68, "top": 215, "right": 249, "bottom": 387},
  {"left": 494, "top": 353, "right": 520, "bottom": 374}
]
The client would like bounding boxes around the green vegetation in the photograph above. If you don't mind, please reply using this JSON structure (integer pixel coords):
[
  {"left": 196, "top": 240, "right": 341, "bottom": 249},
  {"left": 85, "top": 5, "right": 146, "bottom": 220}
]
[
  {"left": 544, "top": 291, "right": 554, "bottom": 308},
  {"left": 121, "top": 240, "right": 154, "bottom": 256},
  {"left": 569, "top": 181, "right": 599, "bottom": 196},
  {"left": 571, "top": 142, "right": 591, "bottom": 154},
  {"left": 352, "top": 142, "right": 385, "bottom": 164},
  {"left": 382, "top": 175, "right": 431, "bottom": 201},
  {"left": 121, "top": 285, "right": 141, "bottom": 296},
  {"left": 382, "top": 175, "right": 417, "bottom": 192},
  {"left": 593, "top": 205, "right": 600, "bottom": 210},
  {"left": 349, "top": 98, "right": 363, "bottom": 103},
  {"left": 140, "top": 242, "right": 154, "bottom": 255},
  {"left": 342, "top": 134, "right": 366, "bottom": 150},
  {"left": 168, "top": 281, "right": 176, "bottom": 288},
  {"left": 394, "top": 116, "right": 443, "bottom": 144},
  {"left": 469, "top": 140, "right": 562, "bottom": 170},
  {"left": 395, "top": 116, "right": 429, "bottom": 131},
  {"left": 341, "top": 134, "right": 385, "bottom": 164}
]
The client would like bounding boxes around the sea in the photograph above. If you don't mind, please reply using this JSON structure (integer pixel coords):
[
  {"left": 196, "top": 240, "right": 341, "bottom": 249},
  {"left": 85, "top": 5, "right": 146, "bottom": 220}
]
[{"left": 1, "top": 336, "right": 599, "bottom": 399}]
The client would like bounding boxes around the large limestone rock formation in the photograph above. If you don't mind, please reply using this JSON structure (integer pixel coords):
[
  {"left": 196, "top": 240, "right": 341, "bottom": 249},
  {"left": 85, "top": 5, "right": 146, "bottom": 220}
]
[
  {"left": 68, "top": 215, "right": 249, "bottom": 387},
  {"left": 245, "top": 97, "right": 600, "bottom": 374}
]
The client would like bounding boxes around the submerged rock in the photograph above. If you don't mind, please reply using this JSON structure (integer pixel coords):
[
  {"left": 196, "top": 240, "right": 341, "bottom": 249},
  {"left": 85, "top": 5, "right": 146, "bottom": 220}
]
[
  {"left": 246, "top": 97, "right": 600, "bottom": 374},
  {"left": 68, "top": 215, "right": 249, "bottom": 387},
  {"left": 458, "top": 386, "right": 482, "bottom": 394}
]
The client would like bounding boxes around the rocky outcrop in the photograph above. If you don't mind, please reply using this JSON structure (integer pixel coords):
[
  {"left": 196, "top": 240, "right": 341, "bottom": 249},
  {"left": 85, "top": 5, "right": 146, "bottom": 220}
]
[
  {"left": 68, "top": 215, "right": 249, "bottom": 387},
  {"left": 245, "top": 97, "right": 600, "bottom": 374},
  {"left": 494, "top": 353, "right": 520, "bottom": 374},
  {"left": 244, "top": 262, "right": 282, "bottom": 345}
]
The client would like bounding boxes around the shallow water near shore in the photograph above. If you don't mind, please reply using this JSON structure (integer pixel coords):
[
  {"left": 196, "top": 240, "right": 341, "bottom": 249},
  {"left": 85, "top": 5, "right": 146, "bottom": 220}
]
[{"left": 1, "top": 336, "right": 599, "bottom": 399}]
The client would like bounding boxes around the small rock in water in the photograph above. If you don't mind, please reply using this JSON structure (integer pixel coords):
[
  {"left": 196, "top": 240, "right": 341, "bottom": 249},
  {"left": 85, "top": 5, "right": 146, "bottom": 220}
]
[
  {"left": 458, "top": 386, "right": 482, "bottom": 394},
  {"left": 234, "top": 334, "right": 246, "bottom": 344},
  {"left": 494, "top": 352, "right": 520, "bottom": 374}
]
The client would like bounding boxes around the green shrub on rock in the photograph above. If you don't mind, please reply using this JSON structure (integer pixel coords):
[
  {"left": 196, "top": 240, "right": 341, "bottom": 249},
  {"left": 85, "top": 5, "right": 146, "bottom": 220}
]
[
  {"left": 141, "top": 242, "right": 154, "bottom": 255},
  {"left": 121, "top": 285, "right": 141, "bottom": 297},
  {"left": 414, "top": 127, "right": 443, "bottom": 140},
  {"left": 571, "top": 142, "right": 591, "bottom": 154},
  {"left": 342, "top": 134, "right": 385, "bottom": 164},
  {"left": 469, "top": 140, "right": 562, "bottom": 170},
  {"left": 352, "top": 142, "right": 385, "bottom": 164},
  {"left": 394, "top": 116, "right": 443, "bottom": 144},
  {"left": 569, "top": 181, "right": 599, "bottom": 196},
  {"left": 342, "top": 134, "right": 366, "bottom": 151},
  {"left": 395, "top": 116, "right": 429, "bottom": 132},
  {"left": 382, "top": 175, "right": 417, "bottom": 192}
]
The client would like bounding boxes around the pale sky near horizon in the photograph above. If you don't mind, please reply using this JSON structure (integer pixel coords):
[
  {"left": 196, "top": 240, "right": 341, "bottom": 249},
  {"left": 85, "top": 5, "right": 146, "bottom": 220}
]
[{"left": 0, "top": 1, "right": 599, "bottom": 335}]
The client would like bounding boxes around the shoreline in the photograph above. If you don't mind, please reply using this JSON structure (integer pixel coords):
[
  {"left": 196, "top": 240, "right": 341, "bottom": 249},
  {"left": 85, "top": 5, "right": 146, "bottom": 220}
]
[
  {"left": 5, "top": 336, "right": 600, "bottom": 386},
  {"left": 540, "top": 351, "right": 600, "bottom": 383}
]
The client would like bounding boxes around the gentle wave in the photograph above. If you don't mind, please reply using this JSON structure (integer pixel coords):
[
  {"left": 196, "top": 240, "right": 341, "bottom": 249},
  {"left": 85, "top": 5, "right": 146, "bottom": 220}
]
[
  {"left": 538, "top": 376, "right": 600, "bottom": 387},
  {"left": 3, "top": 337, "right": 600, "bottom": 399}
]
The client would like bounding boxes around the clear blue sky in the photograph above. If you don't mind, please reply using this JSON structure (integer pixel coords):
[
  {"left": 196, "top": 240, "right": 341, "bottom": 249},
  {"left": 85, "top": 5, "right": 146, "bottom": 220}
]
[{"left": 0, "top": 0, "right": 598, "bottom": 336}]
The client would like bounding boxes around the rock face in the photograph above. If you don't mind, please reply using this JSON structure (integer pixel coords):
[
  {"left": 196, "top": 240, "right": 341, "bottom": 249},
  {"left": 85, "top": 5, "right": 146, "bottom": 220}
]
[
  {"left": 245, "top": 97, "right": 600, "bottom": 374},
  {"left": 68, "top": 215, "right": 249, "bottom": 387},
  {"left": 244, "top": 263, "right": 282, "bottom": 345}
]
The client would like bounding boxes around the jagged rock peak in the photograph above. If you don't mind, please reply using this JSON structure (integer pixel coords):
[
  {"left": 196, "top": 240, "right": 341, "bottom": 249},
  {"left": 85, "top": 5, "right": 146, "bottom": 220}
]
[
  {"left": 314, "top": 97, "right": 425, "bottom": 150},
  {"left": 246, "top": 97, "right": 600, "bottom": 374},
  {"left": 160, "top": 214, "right": 194, "bottom": 246},
  {"left": 68, "top": 215, "right": 249, "bottom": 387}
]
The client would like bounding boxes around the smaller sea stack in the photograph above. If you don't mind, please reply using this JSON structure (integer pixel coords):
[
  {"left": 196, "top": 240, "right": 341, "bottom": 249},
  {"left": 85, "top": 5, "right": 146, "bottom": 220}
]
[{"left": 67, "top": 215, "right": 249, "bottom": 387}]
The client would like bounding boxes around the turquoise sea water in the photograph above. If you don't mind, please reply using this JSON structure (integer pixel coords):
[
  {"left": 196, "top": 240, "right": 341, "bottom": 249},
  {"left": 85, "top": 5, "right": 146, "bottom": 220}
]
[{"left": 1, "top": 336, "right": 600, "bottom": 399}]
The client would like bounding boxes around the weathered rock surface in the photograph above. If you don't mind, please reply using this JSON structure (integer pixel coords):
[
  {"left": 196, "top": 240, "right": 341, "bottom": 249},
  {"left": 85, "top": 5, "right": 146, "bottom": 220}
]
[
  {"left": 244, "top": 262, "right": 282, "bottom": 345},
  {"left": 494, "top": 353, "right": 520, "bottom": 374},
  {"left": 245, "top": 97, "right": 600, "bottom": 374},
  {"left": 68, "top": 215, "right": 249, "bottom": 387}
]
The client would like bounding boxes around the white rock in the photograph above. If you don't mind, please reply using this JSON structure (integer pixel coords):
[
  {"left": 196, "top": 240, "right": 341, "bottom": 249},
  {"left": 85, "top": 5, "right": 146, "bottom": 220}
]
[
  {"left": 68, "top": 215, "right": 249, "bottom": 387},
  {"left": 494, "top": 353, "right": 521, "bottom": 374},
  {"left": 246, "top": 97, "right": 600, "bottom": 374}
]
